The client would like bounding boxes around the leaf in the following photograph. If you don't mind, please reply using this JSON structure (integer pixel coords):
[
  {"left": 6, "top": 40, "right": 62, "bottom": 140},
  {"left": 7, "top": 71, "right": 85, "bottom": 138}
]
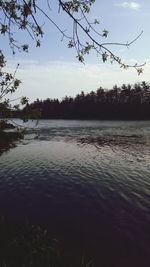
[
  {"left": 102, "top": 52, "right": 108, "bottom": 62},
  {"left": 68, "top": 40, "right": 74, "bottom": 48},
  {"left": 94, "top": 19, "right": 100, "bottom": 24},
  {"left": 22, "top": 44, "right": 29, "bottom": 52},
  {"left": 1, "top": 24, "right": 7, "bottom": 34},
  {"left": 23, "top": 3, "right": 32, "bottom": 17},
  {"left": 102, "top": 29, "right": 109, "bottom": 38},
  {"left": 21, "top": 96, "right": 29, "bottom": 105},
  {"left": 77, "top": 54, "right": 84, "bottom": 63},
  {"left": 36, "top": 40, "right": 41, "bottom": 47},
  {"left": 137, "top": 68, "right": 143, "bottom": 75}
]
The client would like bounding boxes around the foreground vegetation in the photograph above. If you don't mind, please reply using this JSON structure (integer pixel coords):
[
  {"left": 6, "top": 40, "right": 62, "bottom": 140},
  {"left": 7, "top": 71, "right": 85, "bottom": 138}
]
[
  {"left": 0, "top": 217, "right": 149, "bottom": 267},
  {"left": 0, "top": 120, "right": 23, "bottom": 155},
  {"left": 0, "top": 220, "right": 62, "bottom": 267},
  {"left": 0, "top": 219, "right": 93, "bottom": 267}
]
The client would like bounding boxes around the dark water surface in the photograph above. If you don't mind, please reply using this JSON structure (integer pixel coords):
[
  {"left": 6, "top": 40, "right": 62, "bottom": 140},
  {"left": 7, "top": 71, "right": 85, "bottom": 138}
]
[{"left": 0, "top": 120, "right": 150, "bottom": 266}]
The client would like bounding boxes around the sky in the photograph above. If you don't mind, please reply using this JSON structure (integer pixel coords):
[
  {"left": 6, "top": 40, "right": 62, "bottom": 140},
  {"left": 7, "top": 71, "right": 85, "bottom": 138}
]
[{"left": 2, "top": 0, "right": 150, "bottom": 103}]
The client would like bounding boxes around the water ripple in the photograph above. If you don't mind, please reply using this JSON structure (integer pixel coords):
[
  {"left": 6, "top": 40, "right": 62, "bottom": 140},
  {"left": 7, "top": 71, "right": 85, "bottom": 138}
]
[{"left": 0, "top": 119, "right": 150, "bottom": 264}]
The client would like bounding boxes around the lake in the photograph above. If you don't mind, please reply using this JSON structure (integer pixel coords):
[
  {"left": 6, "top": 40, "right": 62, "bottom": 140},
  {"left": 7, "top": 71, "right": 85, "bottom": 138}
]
[{"left": 0, "top": 119, "right": 150, "bottom": 266}]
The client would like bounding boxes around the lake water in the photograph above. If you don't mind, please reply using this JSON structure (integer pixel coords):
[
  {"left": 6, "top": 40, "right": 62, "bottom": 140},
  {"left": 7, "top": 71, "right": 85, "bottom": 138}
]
[{"left": 0, "top": 119, "right": 150, "bottom": 266}]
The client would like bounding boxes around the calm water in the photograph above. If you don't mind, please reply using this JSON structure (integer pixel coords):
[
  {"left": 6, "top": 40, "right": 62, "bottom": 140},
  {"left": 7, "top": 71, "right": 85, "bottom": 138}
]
[{"left": 0, "top": 119, "right": 150, "bottom": 266}]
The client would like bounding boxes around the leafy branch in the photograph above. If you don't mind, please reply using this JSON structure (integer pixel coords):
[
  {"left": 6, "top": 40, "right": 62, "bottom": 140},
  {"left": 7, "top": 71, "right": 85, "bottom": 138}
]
[
  {"left": 0, "top": 51, "right": 28, "bottom": 116},
  {"left": 58, "top": 0, "right": 145, "bottom": 73},
  {"left": 0, "top": 0, "right": 145, "bottom": 74}
]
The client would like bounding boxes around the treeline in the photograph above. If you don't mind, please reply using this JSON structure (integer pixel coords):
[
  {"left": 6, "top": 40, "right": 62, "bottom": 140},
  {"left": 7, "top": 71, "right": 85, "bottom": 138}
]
[{"left": 22, "top": 81, "right": 150, "bottom": 120}]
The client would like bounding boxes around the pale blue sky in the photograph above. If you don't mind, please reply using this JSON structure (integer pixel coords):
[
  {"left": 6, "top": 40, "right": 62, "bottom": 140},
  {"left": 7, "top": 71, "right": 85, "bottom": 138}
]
[{"left": 2, "top": 0, "right": 150, "bottom": 102}]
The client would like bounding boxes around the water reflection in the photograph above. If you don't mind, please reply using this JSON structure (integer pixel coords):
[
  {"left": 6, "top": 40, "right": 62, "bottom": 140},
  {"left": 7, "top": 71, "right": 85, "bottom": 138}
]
[{"left": 0, "top": 120, "right": 150, "bottom": 266}]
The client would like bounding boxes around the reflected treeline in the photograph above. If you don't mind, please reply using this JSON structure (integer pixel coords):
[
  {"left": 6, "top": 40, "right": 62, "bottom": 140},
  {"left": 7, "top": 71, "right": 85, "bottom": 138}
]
[{"left": 23, "top": 81, "right": 150, "bottom": 120}]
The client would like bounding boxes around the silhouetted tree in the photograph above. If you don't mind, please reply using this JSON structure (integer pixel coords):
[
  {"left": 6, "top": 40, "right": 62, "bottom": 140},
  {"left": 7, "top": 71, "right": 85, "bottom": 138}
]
[{"left": 22, "top": 82, "right": 150, "bottom": 120}]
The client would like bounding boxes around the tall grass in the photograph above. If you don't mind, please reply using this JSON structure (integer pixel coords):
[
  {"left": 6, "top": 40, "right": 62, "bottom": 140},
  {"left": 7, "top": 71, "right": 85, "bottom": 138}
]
[{"left": 0, "top": 218, "right": 94, "bottom": 267}]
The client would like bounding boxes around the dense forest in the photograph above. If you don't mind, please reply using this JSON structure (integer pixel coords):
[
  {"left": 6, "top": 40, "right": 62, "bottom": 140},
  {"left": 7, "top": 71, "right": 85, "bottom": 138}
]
[{"left": 21, "top": 81, "right": 150, "bottom": 120}]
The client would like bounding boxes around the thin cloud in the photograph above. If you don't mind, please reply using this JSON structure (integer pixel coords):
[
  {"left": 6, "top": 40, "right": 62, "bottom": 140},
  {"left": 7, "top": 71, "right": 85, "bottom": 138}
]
[
  {"left": 6, "top": 59, "right": 149, "bottom": 103},
  {"left": 116, "top": 2, "right": 142, "bottom": 10}
]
